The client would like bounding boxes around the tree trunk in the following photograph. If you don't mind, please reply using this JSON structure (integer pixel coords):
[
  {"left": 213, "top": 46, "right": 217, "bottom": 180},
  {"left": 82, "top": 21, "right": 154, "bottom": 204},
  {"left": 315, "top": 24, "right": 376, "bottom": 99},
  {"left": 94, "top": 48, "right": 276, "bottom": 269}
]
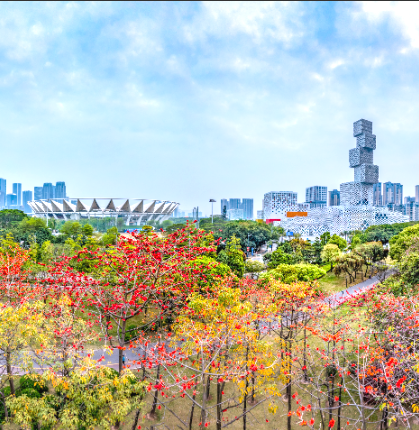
[
  {"left": 149, "top": 365, "right": 161, "bottom": 419},
  {"left": 205, "top": 373, "right": 211, "bottom": 401},
  {"left": 287, "top": 377, "right": 292, "bottom": 430},
  {"left": 131, "top": 409, "right": 141, "bottom": 430},
  {"left": 119, "top": 319, "right": 126, "bottom": 374},
  {"left": 303, "top": 326, "right": 308, "bottom": 382},
  {"left": 216, "top": 381, "right": 222, "bottom": 430},
  {"left": 337, "top": 383, "right": 343, "bottom": 430},
  {"left": 189, "top": 392, "right": 197, "bottom": 430},
  {"left": 118, "top": 348, "right": 123, "bottom": 375},
  {"left": 200, "top": 375, "right": 209, "bottom": 430},
  {"left": 6, "top": 350, "right": 15, "bottom": 395},
  {"left": 250, "top": 373, "right": 256, "bottom": 404}
]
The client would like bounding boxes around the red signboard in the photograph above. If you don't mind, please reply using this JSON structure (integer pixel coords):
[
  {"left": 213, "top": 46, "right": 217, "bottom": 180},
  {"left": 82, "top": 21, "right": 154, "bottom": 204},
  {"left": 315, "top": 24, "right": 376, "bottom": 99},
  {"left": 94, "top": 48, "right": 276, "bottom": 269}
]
[{"left": 266, "top": 219, "right": 281, "bottom": 224}]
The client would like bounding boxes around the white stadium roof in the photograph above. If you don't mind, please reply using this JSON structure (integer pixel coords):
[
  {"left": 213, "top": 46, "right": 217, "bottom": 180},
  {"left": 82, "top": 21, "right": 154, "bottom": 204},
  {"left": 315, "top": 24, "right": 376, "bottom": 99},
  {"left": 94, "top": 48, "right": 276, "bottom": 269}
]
[{"left": 29, "top": 198, "right": 179, "bottom": 223}]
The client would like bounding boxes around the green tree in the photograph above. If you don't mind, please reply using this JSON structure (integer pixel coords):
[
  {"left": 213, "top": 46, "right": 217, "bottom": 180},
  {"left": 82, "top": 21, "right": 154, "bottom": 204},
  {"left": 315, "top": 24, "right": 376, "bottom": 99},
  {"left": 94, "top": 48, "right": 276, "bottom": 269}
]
[
  {"left": 333, "top": 252, "right": 364, "bottom": 283},
  {"left": 320, "top": 243, "right": 341, "bottom": 271},
  {"left": 205, "top": 220, "right": 283, "bottom": 252},
  {"left": 60, "top": 221, "right": 83, "bottom": 240},
  {"left": 222, "top": 205, "right": 227, "bottom": 220},
  {"left": 101, "top": 226, "right": 119, "bottom": 246},
  {"left": 350, "top": 235, "right": 362, "bottom": 249},
  {"left": 389, "top": 224, "right": 419, "bottom": 261},
  {"left": 81, "top": 223, "right": 94, "bottom": 237},
  {"left": 263, "top": 247, "right": 295, "bottom": 269},
  {"left": 17, "top": 217, "right": 53, "bottom": 247},
  {"left": 328, "top": 234, "right": 347, "bottom": 251},
  {"left": 0, "top": 209, "right": 27, "bottom": 229},
  {"left": 217, "top": 235, "right": 245, "bottom": 277},
  {"left": 399, "top": 251, "right": 419, "bottom": 289},
  {"left": 320, "top": 231, "right": 331, "bottom": 246},
  {"left": 309, "top": 238, "right": 324, "bottom": 265}
]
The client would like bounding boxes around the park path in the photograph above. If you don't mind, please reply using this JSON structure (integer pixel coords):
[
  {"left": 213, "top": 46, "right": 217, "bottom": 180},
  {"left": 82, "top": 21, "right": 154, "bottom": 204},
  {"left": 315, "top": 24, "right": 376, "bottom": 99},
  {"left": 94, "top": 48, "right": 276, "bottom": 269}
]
[{"left": 324, "top": 275, "right": 378, "bottom": 308}]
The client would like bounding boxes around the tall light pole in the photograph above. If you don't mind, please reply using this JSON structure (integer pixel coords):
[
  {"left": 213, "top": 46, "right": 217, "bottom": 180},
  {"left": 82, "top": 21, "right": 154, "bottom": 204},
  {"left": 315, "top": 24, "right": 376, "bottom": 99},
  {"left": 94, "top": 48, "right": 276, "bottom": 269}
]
[{"left": 209, "top": 199, "right": 216, "bottom": 224}]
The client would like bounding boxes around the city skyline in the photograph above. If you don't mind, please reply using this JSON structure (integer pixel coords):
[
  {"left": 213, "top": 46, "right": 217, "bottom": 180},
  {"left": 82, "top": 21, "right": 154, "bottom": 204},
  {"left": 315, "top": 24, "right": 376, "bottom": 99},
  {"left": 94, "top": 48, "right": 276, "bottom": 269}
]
[
  {"left": 1, "top": 3, "right": 419, "bottom": 213},
  {"left": 0, "top": 179, "right": 67, "bottom": 213},
  {"left": 0, "top": 170, "right": 417, "bottom": 218}
]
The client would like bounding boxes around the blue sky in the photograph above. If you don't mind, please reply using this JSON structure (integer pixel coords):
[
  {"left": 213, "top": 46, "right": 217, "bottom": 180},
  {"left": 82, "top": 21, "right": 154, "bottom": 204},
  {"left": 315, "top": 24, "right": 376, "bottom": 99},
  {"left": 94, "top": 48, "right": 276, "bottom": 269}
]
[{"left": 1, "top": 1, "right": 419, "bottom": 215}]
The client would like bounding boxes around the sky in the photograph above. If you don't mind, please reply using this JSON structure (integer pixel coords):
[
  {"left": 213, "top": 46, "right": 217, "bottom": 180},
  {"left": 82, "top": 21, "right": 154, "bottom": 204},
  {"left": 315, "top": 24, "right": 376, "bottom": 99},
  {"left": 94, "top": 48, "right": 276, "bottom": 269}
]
[{"left": 1, "top": 1, "right": 419, "bottom": 215}]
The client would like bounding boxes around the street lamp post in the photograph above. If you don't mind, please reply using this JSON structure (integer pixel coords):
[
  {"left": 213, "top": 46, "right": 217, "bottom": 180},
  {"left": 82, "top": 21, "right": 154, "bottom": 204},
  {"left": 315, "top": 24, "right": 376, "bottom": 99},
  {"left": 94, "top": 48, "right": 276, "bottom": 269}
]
[{"left": 209, "top": 199, "right": 216, "bottom": 224}]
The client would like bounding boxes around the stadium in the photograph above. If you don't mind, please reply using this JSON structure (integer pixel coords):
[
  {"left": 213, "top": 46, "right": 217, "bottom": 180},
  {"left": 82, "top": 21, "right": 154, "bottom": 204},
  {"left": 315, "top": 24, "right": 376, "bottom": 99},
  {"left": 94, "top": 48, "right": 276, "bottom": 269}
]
[{"left": 28, "top": 198, "right": 179, "bottom": 225}]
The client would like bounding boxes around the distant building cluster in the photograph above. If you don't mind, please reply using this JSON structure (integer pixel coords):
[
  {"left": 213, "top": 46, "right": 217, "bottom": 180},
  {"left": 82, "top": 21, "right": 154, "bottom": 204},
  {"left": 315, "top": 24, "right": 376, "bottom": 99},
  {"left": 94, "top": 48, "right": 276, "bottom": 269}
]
[
  {"left": 220, "top": 198, "right": 253, "bottom": 220},
  {"left": 262, "top": 119, "right": 410, "bottom": 235},
  {"left": 173, "top": 208, "right": 203, "bottom": 218},
  {"left": 0, "top": 179, "right": 67, "bottom": 214},
  {"left": 262, "top": 191, "right": 308, "bottom": 223}
]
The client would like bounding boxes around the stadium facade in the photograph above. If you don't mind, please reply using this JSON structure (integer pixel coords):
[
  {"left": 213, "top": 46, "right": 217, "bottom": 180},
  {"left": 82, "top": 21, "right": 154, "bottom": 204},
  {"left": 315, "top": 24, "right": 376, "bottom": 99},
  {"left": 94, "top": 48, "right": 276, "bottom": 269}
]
[
  {"left": 281, "top": 119, "right": 408, "bottom": 236},
  {"left": 29, "top": 198, "right": 179, "bottom": 225}
]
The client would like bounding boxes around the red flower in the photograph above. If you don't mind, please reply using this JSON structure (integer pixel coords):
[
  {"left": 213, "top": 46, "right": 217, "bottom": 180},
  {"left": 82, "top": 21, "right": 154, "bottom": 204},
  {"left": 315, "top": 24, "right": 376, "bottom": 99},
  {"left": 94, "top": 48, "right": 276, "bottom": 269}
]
[{"left": 328, "top": 419, "right": 335, "bottom": 428}]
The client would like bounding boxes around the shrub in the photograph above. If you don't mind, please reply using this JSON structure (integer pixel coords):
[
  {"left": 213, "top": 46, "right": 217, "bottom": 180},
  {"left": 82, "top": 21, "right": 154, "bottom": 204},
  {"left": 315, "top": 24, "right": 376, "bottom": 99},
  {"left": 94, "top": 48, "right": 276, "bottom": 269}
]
[
  {"left": 19, "top": 375, "right": 48, "bottom": 394},
  {"left": 264, "top": 248, "right": 295, "bottom": 269},
  {"left": 19, "top": 388, "right": 41, "bottom": 399},
  {"left": 244, "top": 260, "right": 265, "bottom": 274},
  {"left": 261, "top": 263, "right": 326, "bottom": 284}
]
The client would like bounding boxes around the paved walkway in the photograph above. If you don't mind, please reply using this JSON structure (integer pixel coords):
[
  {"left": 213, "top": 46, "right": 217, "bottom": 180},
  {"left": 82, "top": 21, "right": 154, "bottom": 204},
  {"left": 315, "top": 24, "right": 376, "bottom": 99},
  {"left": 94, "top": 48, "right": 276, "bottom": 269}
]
[{"left": 324, "top": 275, "right": 378, "bottom": 307}]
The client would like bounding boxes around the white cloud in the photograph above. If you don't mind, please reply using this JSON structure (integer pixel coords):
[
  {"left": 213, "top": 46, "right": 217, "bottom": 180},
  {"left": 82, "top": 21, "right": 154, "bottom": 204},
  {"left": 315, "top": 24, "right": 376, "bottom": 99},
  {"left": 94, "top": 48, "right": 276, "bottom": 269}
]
[
  {"left": 184, "top": 1, "right": 306, "bottom": 45},
  {"left": 328, "top": 59, "right": 345, "bottom": 69},
  {"left": 359, "top": 1, "right": 419, "bottom": 49}
]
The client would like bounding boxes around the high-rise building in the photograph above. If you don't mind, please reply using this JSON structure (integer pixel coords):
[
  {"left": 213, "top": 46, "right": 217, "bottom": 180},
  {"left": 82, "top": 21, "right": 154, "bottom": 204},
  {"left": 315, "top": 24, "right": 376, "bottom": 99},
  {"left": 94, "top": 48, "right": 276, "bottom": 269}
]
[
  {"left": 22, "top": 190, "right": 33, "bottom": 214},
  {"left": 416, "top": 185, "right": 419, "bottom": 203},
  {"left": 305, "top": 186, "right": 327, "bottom": 208},
  {"left": 55, "top": 181, "right": 67, "bottom": 198},
  {"left": 227, "top": 209, "right": 244, "bottom": 220},
  {"left": 42, "top": 183, "right": 54, "bottom": 199},
  {"left": 394, "top": 183, "right": 403, "bottom": 206},
  {"left": 241, "top": 199, "right": 254, "bottom": 219},
  {"left": 403, "top": 201, "right": 419, "bottom": 221},
  {"left": 34, "top": 187, "right": 43, "bottom": 200},
  {"left": 405, "top": 196, "right": 415, "bottom": 204},
  {"left": 328, "top": 189, "right": 340, "bottom": 206},
  {"left": 340, "top": 119, "right": 378, "bottom": 206},
  {"left": 6, "top": 194, "right": 17, "bottom": 208},
  {"left": 383, "top": 182, "right": 403, "bottom": 206},
  {"left": 373, "top": 182, "right": 382, "bottom": 206},
  {"left": 0, "top": 178, "right": 6, "bottom": 209},
  {"left": 12, "top": 183, "right": 22, "bottom": 207},
  {"left": 229, "top": 199, "right": 241, "bottom": 210},
  {"left": 383, "top": 182, "right": 393, "bottom": 206},
  {"left": 220, "top": 199, "right": 254, "bottom": 220}
]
